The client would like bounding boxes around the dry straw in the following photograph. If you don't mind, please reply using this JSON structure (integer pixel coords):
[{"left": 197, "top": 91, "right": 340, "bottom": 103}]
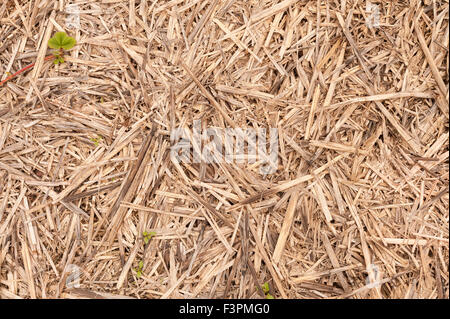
[{"left": 0, "top": 0, "right": 448, "bottom": 299}]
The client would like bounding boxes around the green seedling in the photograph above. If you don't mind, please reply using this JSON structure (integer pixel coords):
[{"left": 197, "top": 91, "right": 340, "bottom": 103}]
[
  {"left": 0, "top": 32, "right": 76, "bottom": 86},
  {"left": 48, "top": 32, "right": 77, "bottom": 65},
  {"left": 135, "top": 260, "right": 144, "bottom": 279},
  {"left": 143, "top": 231, "right": 156, "bottom": 245},
  {"left": 134, "top": 232, "right": 156, "bottom": 280},
  {"left": 261, "top": 282, "right": 270, "bottom": 294},
  {"left": 90, "top": 135, "right": 102, "bottom": 146},
  {"left": 261, "top": 282, "right": 274, "bottom": 299}
]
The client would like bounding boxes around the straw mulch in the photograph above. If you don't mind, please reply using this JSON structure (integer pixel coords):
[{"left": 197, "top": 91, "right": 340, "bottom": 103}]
[{"left": 0, "top": 0, "right": 448, "bottom": 299}]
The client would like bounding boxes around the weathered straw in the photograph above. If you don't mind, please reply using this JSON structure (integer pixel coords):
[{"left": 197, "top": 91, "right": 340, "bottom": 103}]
[{"left": 0, "top": 0, "right": 448, "bottom": 299}]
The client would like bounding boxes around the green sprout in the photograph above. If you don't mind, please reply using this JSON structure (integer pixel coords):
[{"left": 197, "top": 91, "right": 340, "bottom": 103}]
[
  {"left": 47, "top": 32, "right": 76, "bottom": 65},
  {"left": 143, "top": 231, "right": 156, "bottom": 245},
  {"left": 134, "top": 232, "right": 156, "bottom": 280},
  {"left": 90, "top": 135, "right": 102, "bottom": 146},
  {"left": 261, "top": 282, "right": 274, "bottom": 299},
  {"left": 135, "top": 260, "right": 144, "bottom": 279},
  {"left": 1, "top": 32, "right": 76, "bottom": 87},
  {"left": 261, "top": 282, "right": 270, "bottom": 294}
]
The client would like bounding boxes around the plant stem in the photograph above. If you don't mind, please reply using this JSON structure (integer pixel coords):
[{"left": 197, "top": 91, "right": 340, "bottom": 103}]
[{"left": 0, "top": 55, "right": 54, "bottom": 87}]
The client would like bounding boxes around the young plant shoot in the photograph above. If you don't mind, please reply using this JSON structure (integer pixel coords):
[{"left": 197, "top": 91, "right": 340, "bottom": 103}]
[{"left": 0, "top": 32, "right": 76, "bottom": 86}]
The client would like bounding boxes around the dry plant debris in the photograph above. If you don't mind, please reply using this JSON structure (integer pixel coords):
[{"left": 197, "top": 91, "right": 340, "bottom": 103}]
[{"left": 0, "top": 0, "right": 448, "bottom": 299}]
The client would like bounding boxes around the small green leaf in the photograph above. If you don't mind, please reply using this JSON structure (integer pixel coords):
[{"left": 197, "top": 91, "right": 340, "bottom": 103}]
[
  {"left": 48, "top": 33, "right": 63, "bottom": 49},
  {"left": 90, "top": 136, "right": 102, "bottom": 146},
  {"left": 143, "top": 231, "right": 156, "bottom": 245},
  {"left": 265, "top": 293, "right": 274, "bottom": 299},
  {"left": 48, "top": 32, "right": 76, "bottom": 50},
  {"left": 136, "top": 271, "right": 141, "bottom": 279},
  {"left": 61, "top": 38, "right": 76, "bottom": 50},
  {"left": 53, "top": 56, "right": 65, "bottom": 65},
  {"left": 90, "top": 138, "right": 98, "bottom": 146},
  {"left": 261, "top": 282, "right": 270, "bottom": 294},
  {"left": 138, "top": 261, "right": 144, "bottom": 269}
]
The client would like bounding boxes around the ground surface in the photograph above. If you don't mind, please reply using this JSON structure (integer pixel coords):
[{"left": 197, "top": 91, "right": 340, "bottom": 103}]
[{"left": 0, "top": 0, "right": 448, "bottom": 299}]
